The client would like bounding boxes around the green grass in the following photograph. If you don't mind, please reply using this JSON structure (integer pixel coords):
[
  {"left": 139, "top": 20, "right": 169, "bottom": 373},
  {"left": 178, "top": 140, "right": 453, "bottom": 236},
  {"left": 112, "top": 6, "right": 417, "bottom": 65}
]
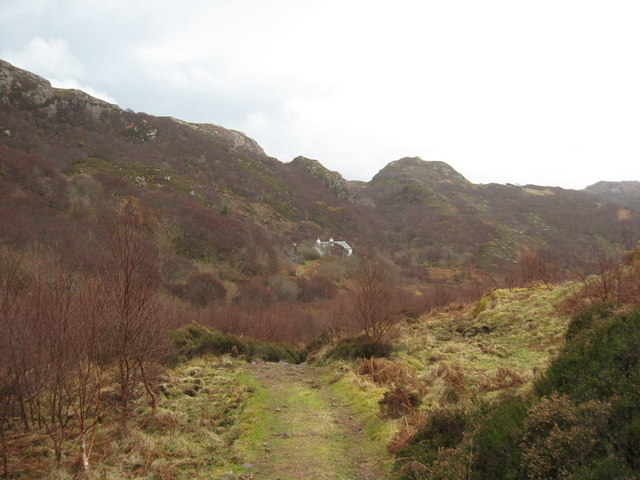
[
  {"left": 8, "top": 355, "right": 256, "bottom": 480},
  {"left": 65, "top": 157, "right": 203, "bottom": 200},
  {"left": 395, "top": 282, "right": 579, "bottom": 406},
  {"left": 392, "top": 291, "right": 640, "bottom": 479},
  {"left": 236, "top": 154, "right": 287, "bottom": 193},
  {"left": 127, "top": 356, "right": 254, "bottom": 479},
  {"left": 264, "top": 196, "right": 298, "bottom": 221},
  {"left": 325, "top": 369, "right": 398, "bottom": 446}
]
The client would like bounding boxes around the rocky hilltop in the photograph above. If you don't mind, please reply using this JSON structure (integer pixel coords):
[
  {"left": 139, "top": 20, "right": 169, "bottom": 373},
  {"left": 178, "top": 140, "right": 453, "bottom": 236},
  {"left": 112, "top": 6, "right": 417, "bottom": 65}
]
[
  {"left": 370, "top": 157, "right": 469, "bottom": 185},
  {"left": 584, "top": 180, "right": 640, "bottom": 210}
]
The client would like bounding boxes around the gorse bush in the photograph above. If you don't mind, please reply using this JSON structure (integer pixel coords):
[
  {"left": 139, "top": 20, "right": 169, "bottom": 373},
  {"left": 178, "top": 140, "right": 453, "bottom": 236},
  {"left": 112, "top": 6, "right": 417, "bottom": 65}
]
[
  {"left": 520, "top": 394, "right": 612, "bottom": 480},
  {"left": 395, "top": 405, "right": 471, "bottom": 477},
  {"left": 471, "top": 396, "right": 528, "bottom": 479},
  {"left": 536, "top": 307, "right": 640, "bottom": 401},
  {"left": 563, "top": 301, "right": 613, "bottom": 341},
  {"left": 253, "top": 342, "right": 302, "bottom": 364},
  {"left": 395, "top": 305, "right": 640, "bottom": 479}
]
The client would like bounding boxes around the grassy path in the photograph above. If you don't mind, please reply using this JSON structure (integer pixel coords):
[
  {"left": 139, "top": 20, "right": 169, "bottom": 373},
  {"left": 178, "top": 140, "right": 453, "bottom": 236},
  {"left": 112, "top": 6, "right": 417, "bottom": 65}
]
[{"left": 234, "top": 362, "right": 389, "bottom": 480}]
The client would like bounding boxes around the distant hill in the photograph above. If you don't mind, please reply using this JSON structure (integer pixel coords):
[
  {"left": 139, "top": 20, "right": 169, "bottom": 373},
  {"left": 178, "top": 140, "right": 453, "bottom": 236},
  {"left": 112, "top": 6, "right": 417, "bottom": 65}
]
[
  {"left": 360, "top": 157, "right": 635, "bottom": 271},
  {"left": 584, "top": 180, "right": 640, "bottom": 210},
  {"left": 1, "top": 59, "right": 638, "bottom": 285}
]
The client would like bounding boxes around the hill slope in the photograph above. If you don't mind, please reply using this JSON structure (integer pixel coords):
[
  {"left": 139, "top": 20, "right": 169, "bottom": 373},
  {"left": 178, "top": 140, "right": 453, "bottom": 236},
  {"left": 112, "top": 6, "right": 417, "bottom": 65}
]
[
  {"left": 1, "top": 59, "right": 638, "bottom": 282},
  {"left": 584, "top": 180, "right": 640, "bottom": 209}
]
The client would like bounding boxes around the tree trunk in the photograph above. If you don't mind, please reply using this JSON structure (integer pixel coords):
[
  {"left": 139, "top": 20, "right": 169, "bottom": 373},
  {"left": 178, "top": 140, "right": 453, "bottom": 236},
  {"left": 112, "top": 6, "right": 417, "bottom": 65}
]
[
  {"left": 1, "top": 429, "right": 8, "bottom": 480},
  {"left": 18, "top": 396, "right": 29, "bottom": 432},
  {"left": 80, "top": 431, "right": 90, "bottom": 472},
  {"left": 138, "top": 361, "right": 157, "bottom": 414}
]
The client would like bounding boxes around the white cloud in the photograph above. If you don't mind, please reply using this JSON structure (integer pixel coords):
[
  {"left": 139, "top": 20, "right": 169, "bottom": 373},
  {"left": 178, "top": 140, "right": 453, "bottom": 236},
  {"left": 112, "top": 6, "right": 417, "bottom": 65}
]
[
  {"left": 48, "top": 78, "right": 117, "bottom": 104},
  {"left": 2, "top": 36, "right": 117, "bottom": 103},
  {"left": 3, "top": 37, "right": 83, "bottom": 79}
]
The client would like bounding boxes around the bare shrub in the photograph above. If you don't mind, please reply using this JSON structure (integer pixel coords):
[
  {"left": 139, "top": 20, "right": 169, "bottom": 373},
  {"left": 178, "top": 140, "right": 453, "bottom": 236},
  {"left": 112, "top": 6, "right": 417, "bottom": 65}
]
[
  {"left": 379, "top": 387, "right": 422, "bottom": 419},
  {"left": 351, "top": 257, "right": 402, "bottom": 342},
  {"left": 267, "top": 276, "right": 301, "bottom": 302},
  {"left": 388, "top": 410, "right": 427, "bottom": 454},
  {"left": 168, "top": 272, "right": 226, "bottom": 307},
  {"left": 514, "top": 248, "right": 558, "bottom": 289},
  {"left": 295, "top": 273, "right": 336, "bottom": 302},
  {"left": 355, "top": 357, "right": 421, "bottom": 391}
]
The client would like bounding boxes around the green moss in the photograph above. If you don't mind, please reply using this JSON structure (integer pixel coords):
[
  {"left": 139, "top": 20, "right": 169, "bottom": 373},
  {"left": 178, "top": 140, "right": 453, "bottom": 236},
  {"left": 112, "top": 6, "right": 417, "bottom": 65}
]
[
  {"left": 470, "top": 294, "right": 489, "bottom": 318},
  {"left": 233, "top": 372, "right": 268, "bottom": 455}
]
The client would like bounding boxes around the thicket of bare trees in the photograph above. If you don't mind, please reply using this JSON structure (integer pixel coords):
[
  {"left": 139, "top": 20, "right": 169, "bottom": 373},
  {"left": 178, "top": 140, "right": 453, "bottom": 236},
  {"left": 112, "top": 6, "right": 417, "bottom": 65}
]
[{"left": 0, "top": 207, "right": 170, "bottom": 477}]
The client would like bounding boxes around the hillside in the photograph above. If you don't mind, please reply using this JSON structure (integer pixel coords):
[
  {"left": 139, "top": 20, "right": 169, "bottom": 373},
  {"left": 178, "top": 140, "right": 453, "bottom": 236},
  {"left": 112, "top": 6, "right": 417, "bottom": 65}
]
[
  {"left": 2, "top": 59, "right": 639, "bottom": 287},
  {"left": 362, "top": 157, "right": 636, "bottom": 272},
  {"left": 584, "top": 180, "right": 640, "bottom": 210},
  {"left": 0, "top": 59, "right": 380, "bottom": 283}
]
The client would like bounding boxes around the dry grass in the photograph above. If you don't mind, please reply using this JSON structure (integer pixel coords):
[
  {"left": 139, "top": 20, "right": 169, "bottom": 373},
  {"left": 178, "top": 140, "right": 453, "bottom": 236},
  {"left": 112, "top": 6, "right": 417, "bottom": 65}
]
[
  {"left": 343, "top": 282, "right": 582, "bottom": 467},
  {"left": 428, "top": 361, "right": 466, "bottom": 390},
  {"left": 478, "top": 366, "right": 527, "bottom": 392},
  {"left": 394, "top": 283, "right": 579, "bottom": 404},
  {"left": 355, "top": 357, "right": 422, "bottom": 390},
  {"left": 379, "top": 387, "right": 422, "bottom": 419},
  {"left": 387, "top": 410, "right": 428, "bottom": 454}
]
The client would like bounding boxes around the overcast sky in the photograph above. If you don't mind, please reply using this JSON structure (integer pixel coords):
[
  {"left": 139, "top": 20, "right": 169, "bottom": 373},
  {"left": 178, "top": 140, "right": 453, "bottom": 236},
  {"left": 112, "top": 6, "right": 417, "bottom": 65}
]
[{"left": 2, "top": 0, "right": 639, "bottom": 188}]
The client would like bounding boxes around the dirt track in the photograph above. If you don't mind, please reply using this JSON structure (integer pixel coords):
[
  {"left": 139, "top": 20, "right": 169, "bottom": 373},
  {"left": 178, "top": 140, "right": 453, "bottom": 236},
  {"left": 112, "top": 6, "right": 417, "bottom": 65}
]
[{"left": 237, "top": 362, "right": 388, "bottom": 480}]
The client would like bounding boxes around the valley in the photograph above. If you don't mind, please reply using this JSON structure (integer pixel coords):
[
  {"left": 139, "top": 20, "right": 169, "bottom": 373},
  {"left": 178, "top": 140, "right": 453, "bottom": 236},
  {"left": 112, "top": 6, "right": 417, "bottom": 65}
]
[{"left": 1, "top": 60, "right": 640, "bottom": 479}]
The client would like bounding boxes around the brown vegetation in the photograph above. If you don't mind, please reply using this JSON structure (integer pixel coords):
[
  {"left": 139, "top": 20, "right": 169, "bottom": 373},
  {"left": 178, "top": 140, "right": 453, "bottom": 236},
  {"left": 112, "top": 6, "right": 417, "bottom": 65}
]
[
  {"left": 352, "top": 257, "right": 402, "bottom": 342},
  {"left": 0, "top": 207, "right": 172, "bottom": 476}
]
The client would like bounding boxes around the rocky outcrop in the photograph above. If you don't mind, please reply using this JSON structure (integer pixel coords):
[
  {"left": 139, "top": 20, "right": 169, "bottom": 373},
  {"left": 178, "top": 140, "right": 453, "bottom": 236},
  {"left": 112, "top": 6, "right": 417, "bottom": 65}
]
[
  {"left": 0, "top": 60, "right": 267, "bottom": 156},
  {"left": 173, "top": 119, "right": 266, "bottom": 157},
  {"left": 0, "top": 59, "right": 118, "bottom": 120},
  {"left": 288, "top": 156, "right": 361, "bottom": 204}
]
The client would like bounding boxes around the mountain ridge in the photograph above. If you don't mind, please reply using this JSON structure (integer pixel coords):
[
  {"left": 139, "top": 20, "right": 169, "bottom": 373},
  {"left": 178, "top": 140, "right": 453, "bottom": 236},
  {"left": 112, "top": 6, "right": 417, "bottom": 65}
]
[
  {"left": 584, "top": 180, "right": 640, "bottom": 209},
  {"left": 1, "top": 59, "right": 638, "bottom": 281}
]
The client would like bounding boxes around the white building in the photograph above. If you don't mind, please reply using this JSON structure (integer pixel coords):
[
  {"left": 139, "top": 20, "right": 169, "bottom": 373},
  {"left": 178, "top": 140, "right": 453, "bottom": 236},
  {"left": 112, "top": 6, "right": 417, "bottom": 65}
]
[{"left": 315, "top": 237, "right": 353, "bottom": 257}]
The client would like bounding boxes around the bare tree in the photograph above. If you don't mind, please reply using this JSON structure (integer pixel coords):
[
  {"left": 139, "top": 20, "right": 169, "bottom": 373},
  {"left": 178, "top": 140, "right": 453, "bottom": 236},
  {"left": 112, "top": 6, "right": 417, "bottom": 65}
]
[
  {"left": 352, "top": 257, "right": 401, "bottom": 343},
  {"left": 514, "top": 248, "right": 558, "bottom": 289},
  {"left": 591, "top": 244, "right": 622, "bottom": 303},
  {"left": 64, "top": 274, "right": 110, "bottom": 473},
  {"left": 32, "top": 263, "right": 77, "bottom": 465},
  {"left": 0, "top": 248, "right": 26, "bottom": 479},
  {"left": 102, "top": 205, "right": 166, "bottom": 427}
]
